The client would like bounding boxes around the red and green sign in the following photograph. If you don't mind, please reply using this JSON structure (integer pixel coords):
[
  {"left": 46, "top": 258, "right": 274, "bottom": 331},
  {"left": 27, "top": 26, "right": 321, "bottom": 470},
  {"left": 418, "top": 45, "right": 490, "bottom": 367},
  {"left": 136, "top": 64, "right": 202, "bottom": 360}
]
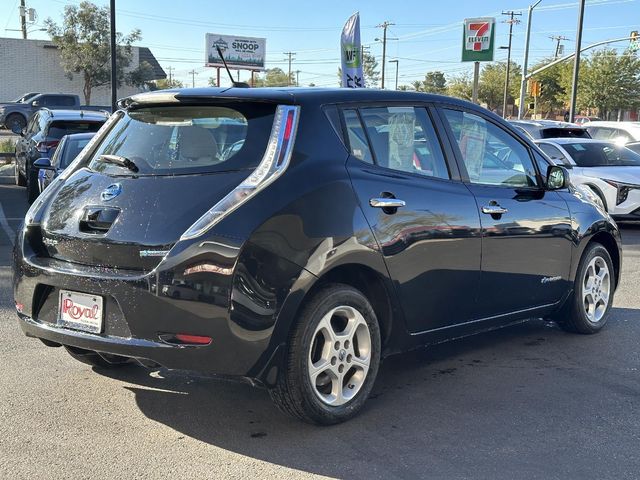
[{"left": 462, "top": 17, "right": 495, "bottom": 62}]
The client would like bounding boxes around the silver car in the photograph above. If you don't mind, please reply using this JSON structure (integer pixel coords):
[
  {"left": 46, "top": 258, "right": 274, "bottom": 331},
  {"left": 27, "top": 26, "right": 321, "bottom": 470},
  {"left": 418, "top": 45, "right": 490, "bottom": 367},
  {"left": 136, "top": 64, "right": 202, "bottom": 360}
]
[{"left": 536, "top": 138, "right": 640, "bottom": 221}]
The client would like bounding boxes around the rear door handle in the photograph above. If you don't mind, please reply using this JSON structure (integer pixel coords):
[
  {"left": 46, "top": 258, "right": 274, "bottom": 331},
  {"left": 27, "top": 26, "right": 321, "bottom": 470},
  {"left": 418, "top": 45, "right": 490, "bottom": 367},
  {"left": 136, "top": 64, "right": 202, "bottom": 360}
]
[
  {"left": 481, "top": 204, "right": 508, "bottom": 215},
  {"left": 370, "top": 198, "right": 406, "bottom": 208}
]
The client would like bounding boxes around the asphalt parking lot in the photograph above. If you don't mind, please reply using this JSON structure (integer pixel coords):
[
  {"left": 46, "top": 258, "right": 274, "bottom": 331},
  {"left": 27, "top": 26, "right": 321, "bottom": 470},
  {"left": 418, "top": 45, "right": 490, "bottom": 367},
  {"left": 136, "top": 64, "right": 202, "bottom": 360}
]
[{"left": 0, "top": 170, "right": 639, "bottom": 479}]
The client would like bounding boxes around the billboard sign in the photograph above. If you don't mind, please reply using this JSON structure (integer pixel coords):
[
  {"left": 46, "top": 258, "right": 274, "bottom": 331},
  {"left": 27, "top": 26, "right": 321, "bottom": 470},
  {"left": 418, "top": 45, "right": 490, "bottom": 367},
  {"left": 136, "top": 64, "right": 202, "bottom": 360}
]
[
  {"left": 462, "top": 18, "right": 495, "bottom": 62},
  {"left": 205, "top": 33, "right": 266, "bottom": 70}
]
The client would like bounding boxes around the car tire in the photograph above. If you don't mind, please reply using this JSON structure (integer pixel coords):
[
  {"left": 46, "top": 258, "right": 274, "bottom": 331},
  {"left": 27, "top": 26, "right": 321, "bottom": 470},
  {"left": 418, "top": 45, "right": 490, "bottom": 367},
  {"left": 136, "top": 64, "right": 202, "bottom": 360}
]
[
  {"left": 5, "top": 113, "right": 26, "bottom": 132},
  {"left": 14, "top": 160, "right": 26, "bottom": 186},
  {"left": 64, "top": 345, "right": 131, "bottom": 368},
  {"left": 553, "top": 243, "right": 615, "bottom": 334},
  {"left": 270, "top": 284, "right": 381, "bottom": 425},
  {"left": 26, "top": 168, "right": 39, "bottom": 204}
]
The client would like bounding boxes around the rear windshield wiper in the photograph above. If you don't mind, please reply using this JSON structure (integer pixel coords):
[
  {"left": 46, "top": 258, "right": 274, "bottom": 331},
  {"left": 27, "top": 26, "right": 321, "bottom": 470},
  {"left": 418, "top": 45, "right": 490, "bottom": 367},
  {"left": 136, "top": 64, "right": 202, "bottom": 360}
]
[{"left": 98, "top": 154, "right": 139, "bottom": 173}]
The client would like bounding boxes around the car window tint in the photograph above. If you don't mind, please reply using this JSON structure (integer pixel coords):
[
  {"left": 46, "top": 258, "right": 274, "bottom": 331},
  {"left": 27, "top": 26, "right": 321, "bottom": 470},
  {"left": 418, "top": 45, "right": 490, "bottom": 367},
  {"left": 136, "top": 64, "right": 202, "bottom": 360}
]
[
  {"left": 538, "top": 143, "right": 570, "bottom": 165},
  {"left": 47, "top": 121, "right": 104, "bottom": 140},
  {"left": 358, "top": 106, "right": 449, "bottom": 179},
  {"left": 443, "top": 109, "right": 537, "bottom": 187},
  {"left": 61, "top": 138, "right": 92, "bottom": 168},
  {"left": 343, "top": 109, "right": 373, "bottom": 164}
]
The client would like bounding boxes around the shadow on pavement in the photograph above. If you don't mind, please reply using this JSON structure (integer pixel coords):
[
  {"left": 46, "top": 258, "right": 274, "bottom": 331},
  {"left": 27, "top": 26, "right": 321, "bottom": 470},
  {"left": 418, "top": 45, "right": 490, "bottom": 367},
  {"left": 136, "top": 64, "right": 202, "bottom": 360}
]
[{"left": 93, "top": 309, "right": 640, "bottom": 479}]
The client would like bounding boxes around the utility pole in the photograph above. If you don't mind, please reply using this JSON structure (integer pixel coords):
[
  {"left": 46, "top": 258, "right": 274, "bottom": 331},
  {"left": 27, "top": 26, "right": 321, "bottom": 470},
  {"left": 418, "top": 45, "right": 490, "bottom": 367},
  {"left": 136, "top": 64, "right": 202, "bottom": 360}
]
[
  {"left": 19, "top": 0, "right": 27, "bottom": 39},
  {"left": 500, "top": 11, "right": 522, "bottom": 118},
  {"left": 109, "top": 0, "right": 117, "bottom": 112},
  {"left": 295, "top": 70, "right": 300, "bottom": 86},
  {"left": 283, "top": 51, "right": 296, "bottom": 86},
  {"left": 518, "top": 0, "right": 542, "bottom": 119},
  {"left": 166, "top": 66, "right": 174, "bottom": 84},
  {"left": 188, "top": 69, "right": 198, "bottom": 88},
  {"left": 389, "top": 59, "right": 399, "bottom": 90},
  {"left": 569, "top": 0, "right": 586, "bottom": 122},
  {"left": 376, "top": 21, "right": 395, "bottom": 89},
  {"left": 550, "top": 35, "right": 570, "bottom": 58}
]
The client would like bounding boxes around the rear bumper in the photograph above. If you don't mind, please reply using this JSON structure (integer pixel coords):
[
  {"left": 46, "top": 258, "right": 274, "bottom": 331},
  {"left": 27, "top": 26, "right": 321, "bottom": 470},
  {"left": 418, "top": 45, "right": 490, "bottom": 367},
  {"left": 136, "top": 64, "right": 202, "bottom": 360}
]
[{"left": 13, "top": 228, "right": 294, "bottom": 383}]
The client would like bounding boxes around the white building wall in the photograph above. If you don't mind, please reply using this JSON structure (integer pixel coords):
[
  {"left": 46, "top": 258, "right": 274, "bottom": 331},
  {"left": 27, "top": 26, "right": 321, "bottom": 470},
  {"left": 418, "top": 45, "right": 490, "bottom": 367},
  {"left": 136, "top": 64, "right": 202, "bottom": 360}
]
[{"left": 0, "top": 37, "right": 147, "bottom": 105}]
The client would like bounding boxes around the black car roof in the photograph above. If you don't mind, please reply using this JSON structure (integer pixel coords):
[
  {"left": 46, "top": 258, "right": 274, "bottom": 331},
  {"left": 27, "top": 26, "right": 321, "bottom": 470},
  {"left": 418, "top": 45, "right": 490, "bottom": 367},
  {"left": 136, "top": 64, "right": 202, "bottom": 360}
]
[{"left": 125, "top": 87, "right": 476, "bottom": 109}]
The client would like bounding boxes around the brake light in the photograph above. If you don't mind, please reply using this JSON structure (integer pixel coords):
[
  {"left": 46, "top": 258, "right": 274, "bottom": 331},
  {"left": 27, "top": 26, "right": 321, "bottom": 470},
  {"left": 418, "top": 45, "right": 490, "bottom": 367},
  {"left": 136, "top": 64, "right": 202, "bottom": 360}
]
[
  {"left": 174, "top": 334, "right": 212, "bottom": 345},
  {"left": 36, "top": 140, "right": 59, "bottom": 153},
  {"left": 180, "top": 105, "right": 301, "bottom": 241}
]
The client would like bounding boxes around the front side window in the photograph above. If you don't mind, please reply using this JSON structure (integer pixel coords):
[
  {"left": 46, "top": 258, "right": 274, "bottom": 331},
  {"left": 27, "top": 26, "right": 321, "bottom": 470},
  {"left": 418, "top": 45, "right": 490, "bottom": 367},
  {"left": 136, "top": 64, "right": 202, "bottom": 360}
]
[
  {"left": 443, "top": 109, "right": 538, "bottom": 188},
  {"left": 358, "top": 106, "right": 449, "bottom": 179},
  {"left": 88, "top": 104, "right": 275, "bottom": 176}
]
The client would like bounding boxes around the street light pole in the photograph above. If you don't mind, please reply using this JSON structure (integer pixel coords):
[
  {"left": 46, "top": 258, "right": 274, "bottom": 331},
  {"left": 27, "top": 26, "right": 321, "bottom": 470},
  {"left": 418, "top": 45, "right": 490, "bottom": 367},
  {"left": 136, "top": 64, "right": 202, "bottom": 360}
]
[
  {"left": 501, "top": 11, "right": 522, "bottom": 118},
  {"left": 109, "top": 0, "right": 116, "bottom": 111},
  {"left": 389, "top": 59, "right": 399, "bottom": 90},
  {"left": 518, "top": 0, "right": 542, "bottom": 119},
  {"left": 569, "top": 0, "right": 586, "bottom": 123}
]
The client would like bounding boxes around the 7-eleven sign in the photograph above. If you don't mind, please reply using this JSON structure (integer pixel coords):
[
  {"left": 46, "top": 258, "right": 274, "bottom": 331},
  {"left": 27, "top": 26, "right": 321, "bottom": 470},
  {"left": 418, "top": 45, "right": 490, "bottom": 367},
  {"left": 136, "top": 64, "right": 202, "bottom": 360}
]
[{"left": 462, "top": 17, "right": 495, "bottom": 62}]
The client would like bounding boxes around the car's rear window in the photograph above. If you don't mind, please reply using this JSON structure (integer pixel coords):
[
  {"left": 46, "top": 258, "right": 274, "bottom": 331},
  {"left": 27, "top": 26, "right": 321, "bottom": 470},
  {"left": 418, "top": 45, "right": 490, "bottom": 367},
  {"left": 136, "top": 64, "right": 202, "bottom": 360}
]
[
  {"left": 48, "top": 121, "right": 104, "bottom": 140},
  {"left": 540, "top": 128, "right": 590, "bottom": 139},
  {"left": 88, "top": 104, "right": 276, "bottom": 176}
]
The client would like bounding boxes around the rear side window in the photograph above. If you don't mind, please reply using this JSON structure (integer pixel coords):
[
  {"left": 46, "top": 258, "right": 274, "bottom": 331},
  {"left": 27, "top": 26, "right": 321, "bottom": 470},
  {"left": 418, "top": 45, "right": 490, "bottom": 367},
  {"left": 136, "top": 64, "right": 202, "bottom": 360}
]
[
  {"left": 61, "top": 137, "right": 92, "bottom": 168},
  {"left": 88, "top": 104, "right": 275, "bottom": 176},
  {"left": 48, "top": 121, "right": 104, "bottom": 140},
  {"left": 343, "top": 109, "right": 373, "bottom": 164},
  {"left": 358, "top": 106, "right": 449, "bottom": 179}
]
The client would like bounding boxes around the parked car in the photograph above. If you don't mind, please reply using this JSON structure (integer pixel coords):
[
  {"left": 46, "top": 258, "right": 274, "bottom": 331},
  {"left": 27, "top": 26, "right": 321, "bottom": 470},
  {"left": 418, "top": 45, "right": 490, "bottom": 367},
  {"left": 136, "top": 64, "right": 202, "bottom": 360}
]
[
  {"left": 11, "top": 92, "right": 40, "bottom": 104},
  {"left": 14, "top": 88, "right": 621, "bottom": 425},
  {"left": 0, "top": 93, "right": 110, "bottom": 131},
  {"left": 536, "top": 138, "right": 640, "bottom": 220},
  {"left": 586, "top": 121, "right": 640, "bottom": 145},
  {"left": 36, "top": 132, "right": 96, "bottom": 194},
  {"left": 574, "top": 116, "right": 601, "bottom": 125},
  {"left": 510, "top": 119, "right": 591, "bottom": 140},
  {"left": 14, "top": 108, "right": 108, "bottom": 203}
]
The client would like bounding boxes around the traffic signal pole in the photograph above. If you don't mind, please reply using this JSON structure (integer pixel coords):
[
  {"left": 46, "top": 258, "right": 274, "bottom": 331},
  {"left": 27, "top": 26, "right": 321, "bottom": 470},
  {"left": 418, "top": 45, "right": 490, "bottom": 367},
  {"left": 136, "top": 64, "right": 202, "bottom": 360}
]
[
  {"left": 518, "top": 0, "right": 542, "bottom": 119},
  {"left": 569, "top": 0, "right": 586, "bottom": 123}
]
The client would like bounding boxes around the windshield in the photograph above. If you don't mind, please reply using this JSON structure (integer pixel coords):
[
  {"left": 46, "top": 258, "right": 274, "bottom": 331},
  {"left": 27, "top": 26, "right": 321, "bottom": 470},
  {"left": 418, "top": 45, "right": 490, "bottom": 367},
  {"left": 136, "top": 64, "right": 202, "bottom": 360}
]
[
  {"left": 88, "top": 104, "right": 275, "bottom": 176},
  {"left": 563, "top": 142, "right": 640, "bottom": 167},
  {"left": 13, "top": 93, "right": 38, "bottom": 103}
]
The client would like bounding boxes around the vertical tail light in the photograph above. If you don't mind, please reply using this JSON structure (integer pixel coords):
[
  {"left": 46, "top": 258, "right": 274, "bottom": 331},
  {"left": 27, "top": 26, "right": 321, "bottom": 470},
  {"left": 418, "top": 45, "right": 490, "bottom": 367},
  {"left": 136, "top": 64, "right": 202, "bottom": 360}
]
[{"left": 180, "top": 104, "right": 301, "bottom": 241}]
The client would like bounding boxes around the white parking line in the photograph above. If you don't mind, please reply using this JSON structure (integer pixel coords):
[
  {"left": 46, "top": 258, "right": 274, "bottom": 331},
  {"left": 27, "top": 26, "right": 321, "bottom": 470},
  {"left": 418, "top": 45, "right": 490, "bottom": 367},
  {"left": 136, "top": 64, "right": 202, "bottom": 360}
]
[{"left": 0, "top": 202, "right": 16, "bottom": 246}]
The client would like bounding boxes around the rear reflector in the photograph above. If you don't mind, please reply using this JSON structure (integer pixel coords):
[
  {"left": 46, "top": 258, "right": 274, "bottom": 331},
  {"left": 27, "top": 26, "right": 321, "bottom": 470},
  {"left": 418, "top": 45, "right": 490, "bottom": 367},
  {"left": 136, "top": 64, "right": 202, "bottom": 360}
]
[{"left": 174, "top": 334, "right": 212, "bottom": 345}]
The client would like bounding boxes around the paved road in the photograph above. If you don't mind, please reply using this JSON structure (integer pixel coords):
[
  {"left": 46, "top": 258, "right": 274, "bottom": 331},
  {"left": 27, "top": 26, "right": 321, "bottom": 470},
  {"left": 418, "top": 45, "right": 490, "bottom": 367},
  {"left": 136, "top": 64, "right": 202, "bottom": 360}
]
[{"left": 1, "top": 174, "right": 639, "bottom": 479}]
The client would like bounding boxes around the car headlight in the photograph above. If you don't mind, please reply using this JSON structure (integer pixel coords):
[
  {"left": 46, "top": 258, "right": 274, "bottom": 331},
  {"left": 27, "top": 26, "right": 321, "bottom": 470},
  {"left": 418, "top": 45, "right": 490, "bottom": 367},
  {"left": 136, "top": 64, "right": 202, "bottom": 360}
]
[{"left": 603, "top": 179, "right": 639, "bottom": 206}]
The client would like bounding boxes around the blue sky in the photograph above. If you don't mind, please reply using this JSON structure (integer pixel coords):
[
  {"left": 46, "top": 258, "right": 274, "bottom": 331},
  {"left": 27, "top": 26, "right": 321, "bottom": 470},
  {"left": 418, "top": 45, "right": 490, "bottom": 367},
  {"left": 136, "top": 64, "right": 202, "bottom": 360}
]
[{"left": 2, "top": 0, "right": 638, "bottom": 88}]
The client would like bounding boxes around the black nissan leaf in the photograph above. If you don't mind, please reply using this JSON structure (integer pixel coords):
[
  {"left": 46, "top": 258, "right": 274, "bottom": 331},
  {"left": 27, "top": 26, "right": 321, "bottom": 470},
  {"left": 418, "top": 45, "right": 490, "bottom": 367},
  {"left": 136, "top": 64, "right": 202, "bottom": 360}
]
[{"left": 14, "top": 88, "right": 622, "bottom": 425}]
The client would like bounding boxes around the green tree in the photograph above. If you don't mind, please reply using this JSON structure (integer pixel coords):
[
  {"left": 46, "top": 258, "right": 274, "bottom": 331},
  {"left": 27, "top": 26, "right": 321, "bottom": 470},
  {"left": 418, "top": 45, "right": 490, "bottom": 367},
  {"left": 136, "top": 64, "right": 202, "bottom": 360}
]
[
  {"left": 526, "top": 58, "right": 571, "bottom": 118},
  {"left": 478, "top": 61, "right": 522, "bottom": 114},
  {"left": 45, "top": 1, "right": 144, "bottom": 105},
  {"left": 412, "top": 71, "right": 447, "bottom": 94},
  {"left": 254, "top": 67, "right": 295, "bottom": 87},
  {"left": 446, "top": 72, "right": 473, "bottom": 101},
  {"left": 154, "top": 78, "right": 184, "bottom": 90},
  {"left": 580, "top": 48, "right": 640, "bottom": 119}
]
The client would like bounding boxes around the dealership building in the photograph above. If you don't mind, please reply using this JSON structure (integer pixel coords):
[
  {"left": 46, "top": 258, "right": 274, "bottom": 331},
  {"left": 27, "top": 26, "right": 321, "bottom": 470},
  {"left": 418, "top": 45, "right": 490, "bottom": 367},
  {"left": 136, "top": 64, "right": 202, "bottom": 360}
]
[{"left": 0, "top": 37, "right": 166, "bottom": 105}]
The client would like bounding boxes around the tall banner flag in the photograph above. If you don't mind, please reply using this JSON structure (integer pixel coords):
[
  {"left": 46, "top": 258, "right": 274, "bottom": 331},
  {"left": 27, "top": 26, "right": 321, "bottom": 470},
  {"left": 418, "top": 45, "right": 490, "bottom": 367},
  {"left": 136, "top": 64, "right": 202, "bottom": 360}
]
[{"left": 341, "top": 12, "right": 365, "bottom": 88}]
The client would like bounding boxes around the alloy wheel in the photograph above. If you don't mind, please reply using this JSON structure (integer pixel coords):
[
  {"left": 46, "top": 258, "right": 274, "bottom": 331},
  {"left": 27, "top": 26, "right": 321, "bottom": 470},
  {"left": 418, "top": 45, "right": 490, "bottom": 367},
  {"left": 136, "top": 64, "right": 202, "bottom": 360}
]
[
  {"left": 308, "top": 305, "right": 372, "bottom": 406},
  {"left": 582, "top": 256, "right": 610, "bottom": 323}
]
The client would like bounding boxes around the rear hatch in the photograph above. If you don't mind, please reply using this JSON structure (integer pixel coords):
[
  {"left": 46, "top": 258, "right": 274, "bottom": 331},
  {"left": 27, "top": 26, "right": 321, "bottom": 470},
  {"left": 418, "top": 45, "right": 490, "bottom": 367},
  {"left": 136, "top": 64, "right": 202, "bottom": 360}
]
[{"left": 40, "top": 102, "right": 277, "bottom": 271}]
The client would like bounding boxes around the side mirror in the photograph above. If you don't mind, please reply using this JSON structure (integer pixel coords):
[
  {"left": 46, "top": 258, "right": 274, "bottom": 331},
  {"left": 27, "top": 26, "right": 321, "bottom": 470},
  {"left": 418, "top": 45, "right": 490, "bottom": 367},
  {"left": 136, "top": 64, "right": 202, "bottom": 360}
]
[
  {"left": 31, "top": 100, "right": 40, "bottom": 107},
  {"left": 33, "top": 157, "right": 54, "bottom": 171},
  {"left": 546, "top": 165, "right": 568, "bottom": 190},
  {"left": 11, "top": 124, "right": 23, "bottom": 135}
]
